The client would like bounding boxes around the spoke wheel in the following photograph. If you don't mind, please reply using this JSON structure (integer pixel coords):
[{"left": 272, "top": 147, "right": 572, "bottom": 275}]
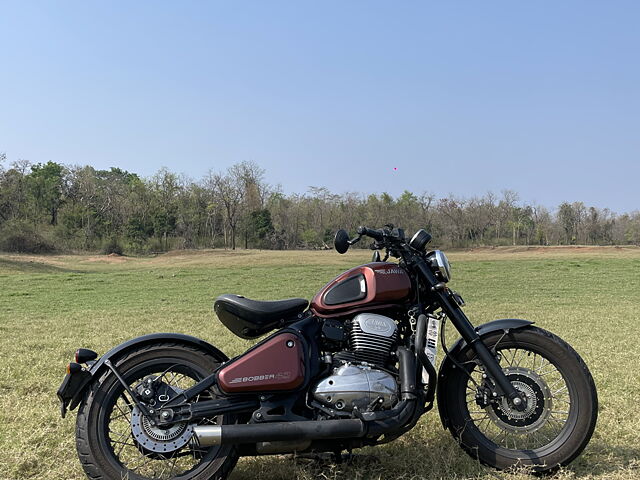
[
  {"left": 467, "top": 351, "right": 570, "bottom": 451},
  {"left": 76, "top": 343, "right": 239, "bottom": 480},
  {"left": 443, "top": 326, "right": 597, "bottom": 473},
  {"left": 106, "top": 367, "right": 218, "bottom": 477}
]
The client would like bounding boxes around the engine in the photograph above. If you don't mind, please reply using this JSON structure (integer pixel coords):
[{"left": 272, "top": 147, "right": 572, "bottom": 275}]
[
  {"left": 335, "top": 313, "right": 398, "bottom": 366},
  {"left": 314, "top": 313, "right": 399, "bottom": 412}
]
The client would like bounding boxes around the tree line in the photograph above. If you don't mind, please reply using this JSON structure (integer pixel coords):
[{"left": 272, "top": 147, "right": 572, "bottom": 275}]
[{"left": 0, "top": 153, "right": 639, "bottom": 254}]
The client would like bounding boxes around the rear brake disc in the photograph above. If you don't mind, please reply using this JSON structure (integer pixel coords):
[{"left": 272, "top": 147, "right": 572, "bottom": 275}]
[{"left": 130, "top": 405, "right": 194, "bottom": 454}]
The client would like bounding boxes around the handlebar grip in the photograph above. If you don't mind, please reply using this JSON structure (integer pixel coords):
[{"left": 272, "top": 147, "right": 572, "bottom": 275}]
[{"left": 357, "top": 226, "right": 384, "bottom": 241}]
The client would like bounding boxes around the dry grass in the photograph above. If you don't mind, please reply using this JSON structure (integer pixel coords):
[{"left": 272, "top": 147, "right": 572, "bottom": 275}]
[{"left": 0, "top": 247, "right": 639, "bottom": 480}]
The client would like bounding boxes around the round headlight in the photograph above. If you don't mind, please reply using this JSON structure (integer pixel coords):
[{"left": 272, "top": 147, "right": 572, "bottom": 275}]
[{"left": 434, "top": 250, "right": 452, "bottom": 282}]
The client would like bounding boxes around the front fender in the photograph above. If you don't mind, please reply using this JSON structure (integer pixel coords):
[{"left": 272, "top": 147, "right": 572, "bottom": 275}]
[
  {"left": 60, "top": 333, "right": 228, "bottom": 416},
  {"left": 436, "top": 319, "right": 533, "bottom": 430}
]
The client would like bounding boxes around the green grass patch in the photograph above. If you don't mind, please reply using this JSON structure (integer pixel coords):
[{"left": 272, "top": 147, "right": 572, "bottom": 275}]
[{"left": 1, "top": 248, "right": 639, "bottom": 479}]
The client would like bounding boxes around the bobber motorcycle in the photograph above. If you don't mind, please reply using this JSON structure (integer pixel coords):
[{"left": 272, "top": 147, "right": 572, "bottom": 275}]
[{"left": 58, "top": 225, "right": 597, "bottom": 479}]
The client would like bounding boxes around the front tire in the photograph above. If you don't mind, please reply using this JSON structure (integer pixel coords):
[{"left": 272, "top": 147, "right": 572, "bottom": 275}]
[
  {"left": 76, "top": 342, "right": 239, "bottom": 480},
  {"left": 443, "top": 326, "right": 597, "bottom": 473}
]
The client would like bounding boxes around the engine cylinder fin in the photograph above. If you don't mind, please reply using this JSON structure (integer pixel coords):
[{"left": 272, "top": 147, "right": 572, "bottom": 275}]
[{"left": 349, "top": 314, "right": 398, "bottom": 367}]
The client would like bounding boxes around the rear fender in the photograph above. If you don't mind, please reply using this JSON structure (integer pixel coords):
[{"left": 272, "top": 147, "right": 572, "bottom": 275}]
[
  {"left": 60, "top": 333, "right": 228, "bottom": 416},
  {"left": 436, "top": 319, "right": 533, "bottom": 430}
]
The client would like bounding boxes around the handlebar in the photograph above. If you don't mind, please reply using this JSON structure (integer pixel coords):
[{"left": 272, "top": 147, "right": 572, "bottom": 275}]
[
  {"left": 356, "top": 226, "right": 385, "bottom": 241},
  {"left": 336, "top": 225, "right": 406, "bottom": 255}
]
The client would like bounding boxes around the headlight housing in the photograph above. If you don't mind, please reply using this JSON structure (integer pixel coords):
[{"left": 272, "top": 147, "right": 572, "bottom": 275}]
[
  {"left": 409, "top": 229, "right": 432, "bottom": 252},
  {"left": 433, "top": 250, "right": 452, "bottom": 282}
]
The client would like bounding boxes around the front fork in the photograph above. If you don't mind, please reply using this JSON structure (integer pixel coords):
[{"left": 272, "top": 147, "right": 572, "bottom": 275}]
[
  {"left": 415, "top": 260, "right": 526, "bottom": 411},
  {"left": 441, "top": 297, "right": 525, "bottom": 410}
]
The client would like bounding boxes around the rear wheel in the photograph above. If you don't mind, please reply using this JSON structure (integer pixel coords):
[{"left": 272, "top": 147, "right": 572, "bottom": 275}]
[
  {"left": 443, "top": 326, "right": 597, "bottom": 473},
  {"left": 76, "top": 343, "right": 239, "bottom": 480}
]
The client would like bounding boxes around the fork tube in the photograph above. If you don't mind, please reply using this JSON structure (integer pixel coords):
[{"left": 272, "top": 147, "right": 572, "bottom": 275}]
[
  {"left": 413, "top": 259, "right": 522, "bottom": 404},
  {"left": 438, "top": 295, "right": 521, "bottom": 401}
]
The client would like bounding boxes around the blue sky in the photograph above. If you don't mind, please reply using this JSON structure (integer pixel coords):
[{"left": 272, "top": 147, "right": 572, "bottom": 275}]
[{"left": 1, "top": 1, "right": 638, "bottom": 213}]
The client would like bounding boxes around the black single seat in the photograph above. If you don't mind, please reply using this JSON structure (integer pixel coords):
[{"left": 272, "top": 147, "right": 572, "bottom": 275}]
[{"left": 214, "top": 294, "right": 309, "bottom": 339}]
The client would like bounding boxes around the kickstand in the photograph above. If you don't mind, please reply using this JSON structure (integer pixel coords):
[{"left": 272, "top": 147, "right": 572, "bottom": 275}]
[{"left": 332, "top": 448, "right": 346, "bottom": 464}]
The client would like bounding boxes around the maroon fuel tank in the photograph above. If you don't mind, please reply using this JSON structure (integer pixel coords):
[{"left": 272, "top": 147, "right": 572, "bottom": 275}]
[
  {"left": 217, "top": 332, "right": 305, "bottom": 393},
  {"left": 311, "top": 262, "right": 412, "bottom": 318}
]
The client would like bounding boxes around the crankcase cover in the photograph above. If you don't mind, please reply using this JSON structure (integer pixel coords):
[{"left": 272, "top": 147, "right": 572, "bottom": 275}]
[{"left": 313, "top": 364, "right": 398, "bottom": 411}]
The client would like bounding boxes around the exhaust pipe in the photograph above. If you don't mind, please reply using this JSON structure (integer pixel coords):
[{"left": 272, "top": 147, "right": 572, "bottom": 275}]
[
  {"left": 193, "top": 399, "right": 419, "bottom": 447},
  {"left": 193, "top": 419, "right": 365, "bottom": 446}
]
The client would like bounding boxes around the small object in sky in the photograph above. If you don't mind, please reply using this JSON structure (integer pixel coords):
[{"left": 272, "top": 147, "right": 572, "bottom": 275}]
[{"left": 393, "top": 167, "right": 398, "bottom": 171}]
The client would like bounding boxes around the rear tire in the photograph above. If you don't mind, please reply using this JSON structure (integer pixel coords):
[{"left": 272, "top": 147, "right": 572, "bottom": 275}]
[
  {"left": 443, "top": 326, "right": 597, "bottom": 473},
  {"left": 76, "top": 342, "right": 239, "bottom": 480}
]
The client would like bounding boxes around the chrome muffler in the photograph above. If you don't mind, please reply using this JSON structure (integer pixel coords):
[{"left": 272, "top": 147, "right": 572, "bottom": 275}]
[{"left": 193, "top": 419, "right": 365, "bottom": 447}]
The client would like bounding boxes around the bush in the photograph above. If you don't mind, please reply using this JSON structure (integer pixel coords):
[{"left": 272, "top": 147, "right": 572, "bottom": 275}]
[
  {"left": 102, "top": 236, "right": 124, "bottom": 255},
  {"left": 0, "top": 221, "right": 56, "bottom": 253}
]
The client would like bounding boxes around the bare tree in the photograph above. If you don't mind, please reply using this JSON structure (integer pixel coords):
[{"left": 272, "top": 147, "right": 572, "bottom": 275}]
[{"left": 206, "top": 168, "right": 244, "bottom": 250}]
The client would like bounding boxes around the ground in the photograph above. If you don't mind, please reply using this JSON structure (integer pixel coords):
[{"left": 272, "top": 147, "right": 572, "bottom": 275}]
[{"left": 0, "top": 246, "right": 639, "bottom": 480}]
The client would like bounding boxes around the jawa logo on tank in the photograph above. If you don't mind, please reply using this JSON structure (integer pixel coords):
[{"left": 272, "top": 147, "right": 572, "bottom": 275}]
[
  {"left": 229, "top": 371, "right": 292, "bottom": 384},
  {"left": 375, "top": 268, "right": 405, "bottom": 275}
]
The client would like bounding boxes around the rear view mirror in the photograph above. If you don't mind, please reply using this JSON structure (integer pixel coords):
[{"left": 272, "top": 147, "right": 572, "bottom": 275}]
[{"left": 334, "top": 229, "right": 350, "bottom": 254}]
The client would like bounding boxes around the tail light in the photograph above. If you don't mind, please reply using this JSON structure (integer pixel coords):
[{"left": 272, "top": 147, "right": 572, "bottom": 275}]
[{"left": 75, "top": 348, "right": 98, "bottom": 364}]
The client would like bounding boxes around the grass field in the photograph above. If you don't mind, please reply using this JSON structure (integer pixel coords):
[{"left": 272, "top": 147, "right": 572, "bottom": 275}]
[{"left": 1, "top": 246, "right": 639, "bottom": 480}]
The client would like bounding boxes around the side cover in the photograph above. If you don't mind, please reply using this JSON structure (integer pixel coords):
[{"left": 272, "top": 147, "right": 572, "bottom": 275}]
[{"left": 217, "top": 332, "right": 306, "bottom": 393}]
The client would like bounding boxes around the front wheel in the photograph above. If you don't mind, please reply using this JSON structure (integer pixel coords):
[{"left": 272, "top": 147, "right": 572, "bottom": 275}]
[
  {"left": 442, "top": 326, "right": 597, "bottom": 473},
  {"left": 76, "top": 342, "right": 239, "bottom": 480}
]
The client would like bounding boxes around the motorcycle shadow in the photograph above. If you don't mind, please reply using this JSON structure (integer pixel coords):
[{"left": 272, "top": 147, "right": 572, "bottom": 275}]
[
  {"left": 228, "top": 433, "right": 488, "bottom": 480},
  {"left": 228, "top": 434, "right": 640, "bottom": 480},
  {"left": 567, "top": 438, "right": 640, "bottom": 478}
]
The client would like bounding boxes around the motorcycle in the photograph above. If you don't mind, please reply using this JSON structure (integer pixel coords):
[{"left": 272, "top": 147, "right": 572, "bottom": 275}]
[{"left": 58, "top": 225, "right": 598, "bottom": 479}]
